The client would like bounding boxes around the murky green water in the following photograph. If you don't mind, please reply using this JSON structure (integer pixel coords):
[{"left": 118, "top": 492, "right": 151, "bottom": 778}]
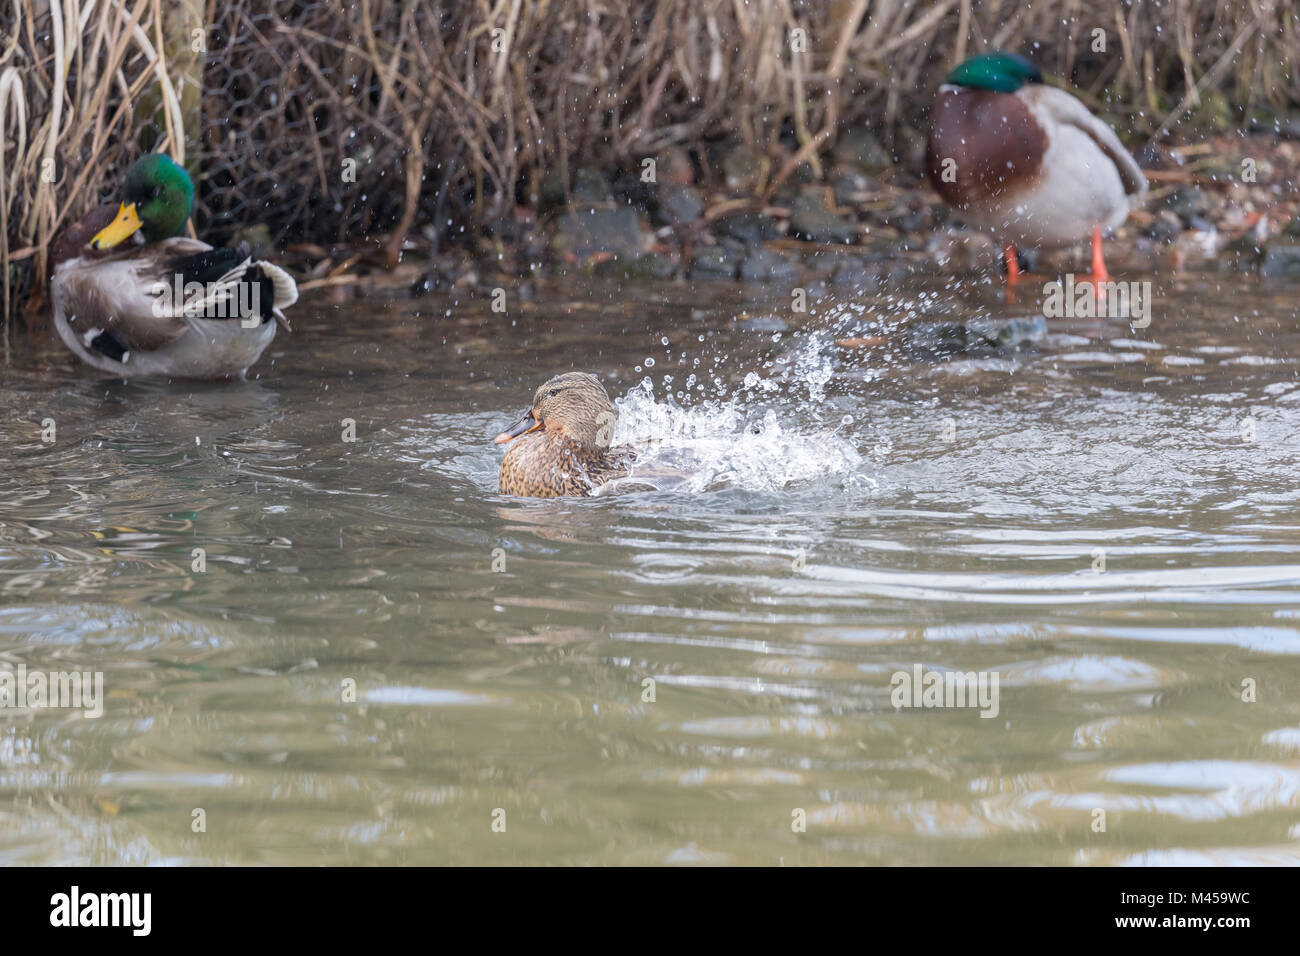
[{"left": 3, "top": 272, "right": 1300, "bottom": 865}]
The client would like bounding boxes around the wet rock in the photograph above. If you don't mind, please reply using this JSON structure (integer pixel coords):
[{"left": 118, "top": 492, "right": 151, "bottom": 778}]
[
  {"left": 538, "top": 172, "right": 567, "bottom": 214},
  {"left": 905, "top": 322, "right": 969, "bottom": 355},
  {"left": 1199, "top": 158, "right": 1240, "bottom": 183},
  {"left": 715, "top": 210, "right": 781, "bottom": 245},
  {"left": 484, "top": 211, "right": 515, "bottom": 240},
  {"left": 884, "top": 260, "right": 920, "bottom": 281},
  {"left": 768, "top": 183, "right": 803, "bottom": 208},
  {"left": 1259, "top": 243, "right": 1300, "bottom": 277},
  {"left": 1250, "top": 110, "right": 1300, "bottom": 140},
  {"left": 594, "top": 251, "right": 676, "bottom": 280},
  {"left": 718, "top": 142, "right": 764, "bottom": 190},
  {"left": 831, "top": 168, "right": 878, "bottom": 206},
  {"left": 736, "top": 314, "right": 788, "bottom": 333},
  {"left": 1163, "top": 186, "right": 1211, "bottom": 225},
  {"left": 788, "top": 189, "right": 858, "bottom": 244},
  {"left": 831, "top": 126, "right": 891, "bottom": 172},
  {"left": 994, "top": 315, "right": 1049, "bottom": 349},
  {"left": 549, "top": 205, "right": 645, "bottom": 262},
  {"left": 928, "top": 231, "right": 998, "bottom": 271},
  {"left": 411, "top": 268, "right": 454, "bottom": 294},
  {"left": 1276, "top": 115, "right": 1300, "bottom": 140},
  {"left": 1274, "top": 114, "right": 1300, "bottom": 140},
  {"left": 1013, "top": 246, "right": 1041, "bottom": 273},
  {"left": 634, "top": 252, "right": 677, "bottom": 279},
  {"left": 738, "top": 248, "right": 799, "bottom": 283},
  {"left": 484, "top": 207, "right": 538, "bottom": 245},
  {"left": 788, "top": 161, "right": 817, "bottom": 185},
  {"left": 652, "top": 185, "right": 705, "bottom": 227},
  {"left": 803, "top": 251, "right": 840, "bottom": 274},
  {"left": 891, "top": 205, "right": 932, "bottom": 233},
  {"left": 411, "top": 252, "right": 476, "bottom": 294},
  {"left": 572, "top": 166, "right": 613, "bottom": 204},
  {"left": 689, "top": 245, "right": 743, "bottom": 279},
  {"left": 1223, "top": 233, "right": 1264, "bottom": 266},
  {"left": 611, "top": 169, "right": 654, "bottom": 210},
  {"left": 859, "top": 234, "right": 921, "bottom": 261},
  {"left": 893, "top": 126, "right": 927, "bottom": 170},
  {"left": 906, "top": 315, "right": 1047, "bottom": 356},
  {"left": 1144, "top": 210, "right": 1183, "bottom": 243},
  {"left": 831, "top": 259, "right": 880, "bottom": 291},
  {"left": 655, "top": 146, "right": 696, "bottom": 185}
]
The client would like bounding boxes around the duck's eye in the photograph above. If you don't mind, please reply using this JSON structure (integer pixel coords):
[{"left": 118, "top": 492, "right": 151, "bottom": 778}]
[{"left": 547, "top": 388, "right": 562, "bottom": 398}]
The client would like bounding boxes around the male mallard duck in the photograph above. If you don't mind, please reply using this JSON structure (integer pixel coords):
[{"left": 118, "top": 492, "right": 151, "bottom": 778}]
[
  {"left": 494, "top": 372, "right": 635, "bottom": 497},
  {"left": 49, "top": 154, "right": 296, "bottom": 379},
  {"left": 926, "top": 52, "right": 1146, "bottom": 293}
]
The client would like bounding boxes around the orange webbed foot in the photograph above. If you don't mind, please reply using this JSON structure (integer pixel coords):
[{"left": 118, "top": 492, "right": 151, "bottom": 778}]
[{"left": 1078, "top": 225, "right": 1109, "bottom": 300}]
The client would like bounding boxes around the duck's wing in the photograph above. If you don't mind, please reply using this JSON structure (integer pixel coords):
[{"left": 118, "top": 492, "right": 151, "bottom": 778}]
[
  {"left": 53, "top": 240, "right": 298, "bottom": 361},
  {"left": 163, "top": 247, "right": 299, "bottom": 331},
  {"left": 1020, "top": 84, "right": 1147, "bottom": 198},
  {"left": 53, "top": 238, "right": 212, "bottom": 357}
]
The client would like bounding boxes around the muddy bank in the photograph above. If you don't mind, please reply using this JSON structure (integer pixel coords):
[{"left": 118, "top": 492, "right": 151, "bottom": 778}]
[{"left": 276, "top": 129, "right": 1300, "bottom": 305}]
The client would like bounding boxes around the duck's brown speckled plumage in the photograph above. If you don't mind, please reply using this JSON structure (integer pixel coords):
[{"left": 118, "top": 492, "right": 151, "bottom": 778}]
[
  {"left": 499, "top": 432, "right": 634, "bottom": 497},
  {"left": 495, "top": 372, "right": 634, "bottom": 498}
]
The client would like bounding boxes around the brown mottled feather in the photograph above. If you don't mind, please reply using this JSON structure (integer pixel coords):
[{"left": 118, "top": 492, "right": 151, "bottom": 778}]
[
  {"left": 49, "top": 204, "right": 118, "bottom": 267},
  {"left": 499, "top": 433, "right": 634, "bottom": 498},
  {"left": 496, "top": 372, "right": 638, "bottom": 497}
]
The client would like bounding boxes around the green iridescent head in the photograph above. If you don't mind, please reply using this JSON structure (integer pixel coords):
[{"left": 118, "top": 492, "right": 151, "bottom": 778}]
[
  {"left": 945, "top": 52, "right": 1044, "bottom": 93},
  {"left": 91, "top": 153, "right": 194, "bottom": 249}
]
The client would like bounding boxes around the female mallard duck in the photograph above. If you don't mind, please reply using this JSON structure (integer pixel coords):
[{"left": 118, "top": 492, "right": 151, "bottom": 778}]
[
  {"left": 926, "top": 52, "right": 1146, "bottom": 291},
  {"left": 494, "top": 372, "right": 635, "bottom": 497},
  {"left": 49, "top": 153, "right": 296, "bottom": 379}
]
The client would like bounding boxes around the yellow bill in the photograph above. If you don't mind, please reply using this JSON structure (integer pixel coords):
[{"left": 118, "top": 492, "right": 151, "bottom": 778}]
[{"left": 90, "top": 202, "right": 142, "bottom": 250}]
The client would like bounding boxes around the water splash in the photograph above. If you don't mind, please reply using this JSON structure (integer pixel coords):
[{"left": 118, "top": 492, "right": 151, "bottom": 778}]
[{"left": 605, "top": 334, "right": 872, "bottom": 495}]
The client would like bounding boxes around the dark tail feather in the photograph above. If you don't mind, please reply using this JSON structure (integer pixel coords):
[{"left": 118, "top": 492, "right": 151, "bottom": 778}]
[
  {"left": 242, "top": 265, "right": 277, "bottom": 324},
  {"left": 170, "top": 248, "right": 245, "bottom": 285},
  {"left": 89, "top": 331, "right": 130, "bottom": 362},
  {"left": 165, "top": 248, "right": 275, "bottom": 324}
]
